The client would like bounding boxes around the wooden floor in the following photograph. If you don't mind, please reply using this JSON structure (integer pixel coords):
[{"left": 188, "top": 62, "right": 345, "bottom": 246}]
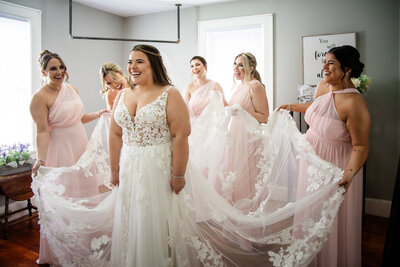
[{"left": 0, "top": 213, "right": 388, "bottom": 267}]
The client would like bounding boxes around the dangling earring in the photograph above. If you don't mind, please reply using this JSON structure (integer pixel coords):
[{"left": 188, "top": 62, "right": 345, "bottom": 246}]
[{"left": 41, "top": 73, "right": 48, "bottom": 85}]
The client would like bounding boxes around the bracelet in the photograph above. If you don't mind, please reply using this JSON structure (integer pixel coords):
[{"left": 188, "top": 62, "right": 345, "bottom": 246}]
[
  {"left": 288, "top": 104, "right": 292, "bottom": 111},
  {"left": 98, "top": 111, "right": 101, "bottom": 118},
  {"left": 36, "top": 159, "right": 46, "bottom": 163},
  {"left": 172, "top": 174, "right": 185, "bottom": 179}
]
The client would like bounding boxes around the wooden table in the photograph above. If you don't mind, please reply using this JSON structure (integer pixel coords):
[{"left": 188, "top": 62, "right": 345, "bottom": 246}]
[{"left": 0, "top": 171, "right": 37, "bottom": 239}]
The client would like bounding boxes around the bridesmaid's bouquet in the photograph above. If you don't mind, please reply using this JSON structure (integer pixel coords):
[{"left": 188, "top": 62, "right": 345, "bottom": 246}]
[{"left": 351, "top": 74, "right": 371, "bottom": 94}]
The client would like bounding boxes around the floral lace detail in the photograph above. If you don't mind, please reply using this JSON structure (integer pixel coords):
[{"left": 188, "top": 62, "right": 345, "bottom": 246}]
[
  {"left": 267, "top": 188, "right": 345, "bottom": 266},
  {"left": 114, "top": 88, "right": 172, "bottom": 147},
  {"left": 179, "top": 192, "right": 225, "bottom": 267},
  {"left": 220, "top": 171, "right": 237, "bottom": 202}
]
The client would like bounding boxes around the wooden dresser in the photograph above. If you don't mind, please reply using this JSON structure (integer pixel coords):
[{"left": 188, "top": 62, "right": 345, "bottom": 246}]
[{"left": 0, "top": 171, "right": 37, "bottom": 239}]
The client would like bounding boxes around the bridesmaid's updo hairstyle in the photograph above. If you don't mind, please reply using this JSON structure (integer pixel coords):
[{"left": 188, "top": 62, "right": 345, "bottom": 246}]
[
  {"left": 38, "top": 49, "right": 69, "bottom": 82},
  {"left": 328, "top": 45, "right": 364, "bottom": 78},
  {"left": 235, "top": 52, "right": 264, "bottom": 87},
  {"left": 190, "top": 56, "right": 207, "bottom": 70},
  {"left": 130, "top": 45, "right": 172, "bottom": 86}
]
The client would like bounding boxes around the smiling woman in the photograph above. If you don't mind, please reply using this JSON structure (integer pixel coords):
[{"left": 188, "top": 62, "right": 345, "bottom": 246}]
[
  {"left": 280, "top": 45, "right": 370, "bottom": 266},
  {"left": 29, "top": 50, "right": 108, "bottom": 265},
  {"left": 100, "top": 62, "right": 131, "bottom": 110}
]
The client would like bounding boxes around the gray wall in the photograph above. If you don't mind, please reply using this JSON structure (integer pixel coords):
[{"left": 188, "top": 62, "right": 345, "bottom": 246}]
[
  {"left": 124, "top": 0, "right": 400, "bottom": 201},
  {"left": 3, "top": 0, "right": 125, "bottom": 134}
]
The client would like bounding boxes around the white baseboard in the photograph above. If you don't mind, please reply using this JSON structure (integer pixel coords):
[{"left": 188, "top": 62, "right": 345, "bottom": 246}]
[{"left": 365, "top": 197, "right": 392, "bottom": 218}]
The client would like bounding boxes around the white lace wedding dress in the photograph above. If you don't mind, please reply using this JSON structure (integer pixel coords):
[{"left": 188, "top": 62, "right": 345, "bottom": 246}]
[{"left": 32, "top": 89, "right": 346, "bottom": 266}]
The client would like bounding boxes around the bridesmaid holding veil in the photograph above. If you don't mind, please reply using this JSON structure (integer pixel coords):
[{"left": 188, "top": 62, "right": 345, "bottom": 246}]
[
  {"left": 225, "top": 52, "right": 269, "bottom": 206},
  {"left": 29, "top": 50, "right": 107, "bottom": 265},
  {"left": 280, "top": 45, "right": 370, "bottom": 267},
  {"left": 184, "top": 56, "right": 227, "bottom": 117}
]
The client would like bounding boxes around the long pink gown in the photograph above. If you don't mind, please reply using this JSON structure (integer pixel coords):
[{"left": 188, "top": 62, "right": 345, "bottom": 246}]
[
  {"left": 227, "top": 80, "right": 261, "bottom": 205},
  {"left": 187, "top": 80, "right": 215, "bottom": 117},
  {"left": 304, "top": 88, "right": 363, "bottom": 267},
  {"left": 38, "top": 82, "right": 96, "bottom": 264}
]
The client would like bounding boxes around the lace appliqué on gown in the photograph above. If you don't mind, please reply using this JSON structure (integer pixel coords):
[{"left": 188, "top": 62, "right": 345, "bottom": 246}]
[{"left": 114, "top": 88, "right": 172, "bottom": 147}]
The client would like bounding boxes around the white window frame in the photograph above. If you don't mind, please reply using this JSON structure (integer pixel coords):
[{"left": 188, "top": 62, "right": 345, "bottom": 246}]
[
  {"left": 198, "top": 14, "right": 274, "bottom": 111},
  {"left": 0, "top": 0, "right": 41, "bottom": 144}
]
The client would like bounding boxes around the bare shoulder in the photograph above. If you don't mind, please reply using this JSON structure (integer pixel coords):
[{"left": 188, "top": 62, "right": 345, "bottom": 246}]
[
  {"left": 167, "top": 87, "right": 183, "bottom": 99},
  {"left": 335, "top": 92, "right": 368, "bottom": 123},
  {"left": 344, "top": 92, "right": 368, "bottom": 111},
  {"left": 214, "top": 82, "right": 223, "bottom": 91},
  {"left": 30, "top": 87, "right": 48, "bottom": 105},
  {"left": 185, "top": 81, "right": 196, "bottom": 93},
  {"left": 250, "top": 80, "right": 265, "bottom": 94}
]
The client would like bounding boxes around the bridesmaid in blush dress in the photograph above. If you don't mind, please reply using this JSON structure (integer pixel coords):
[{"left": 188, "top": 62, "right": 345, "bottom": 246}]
[
  {"left": 29, "top": 50, "right": 108, "bottom": 265},
  {"left": 230, "top": 52, "right": 269, "bottom": 123},
  {"left": 184, "top": 56, "right": 227, "bottom": 117},
  {"left": 280, "top": 45, "right": 370, "bottom": 267},
  {"left": 225, "top": 52, "right": 269, "bottom": 205}
]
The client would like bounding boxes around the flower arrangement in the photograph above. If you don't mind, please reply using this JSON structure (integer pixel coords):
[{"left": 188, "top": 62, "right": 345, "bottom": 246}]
[
  {"left": 0, "top": 143, "right": 34, "bottom": 168},
  {"left": 351, "top": 74, "right": 371, "bottom": 94}
]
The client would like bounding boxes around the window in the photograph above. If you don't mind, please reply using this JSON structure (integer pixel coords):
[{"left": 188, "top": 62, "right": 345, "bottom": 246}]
[
  {"left": 198, "top": 14, "right": 274, "bottom": 111},
  {"left": 0, "top": 2, "right": 41, "bottom": 145}
]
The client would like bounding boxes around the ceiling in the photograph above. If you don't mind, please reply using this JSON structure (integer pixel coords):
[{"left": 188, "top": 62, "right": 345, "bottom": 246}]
[{"left": 73, "top": 0, "right": 238, "bottom": 17}]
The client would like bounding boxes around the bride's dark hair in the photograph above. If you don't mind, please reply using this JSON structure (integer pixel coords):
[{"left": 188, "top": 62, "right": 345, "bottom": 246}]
[{"left": 130, "top": 45, "right": 172, "bottom": 86}]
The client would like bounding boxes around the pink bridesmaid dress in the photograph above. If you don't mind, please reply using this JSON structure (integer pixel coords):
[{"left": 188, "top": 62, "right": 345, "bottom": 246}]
[
  {"left": 38, "top": 82, "right": 98, "bottom": 264},
  {"left": 227, "top": 80, "right": 260, "bottom": 204},
  {"left": 304, "top": 88, "right": 363, "bottom": 267},
  {"left": 46, "top": 82, "right": 88, "bottom": 168},
  {"left": 229, "top": 80, "right": 259, "bottom": 114},
  {"left": 187, "top": 80, "right": 215, "bottom": 117}
]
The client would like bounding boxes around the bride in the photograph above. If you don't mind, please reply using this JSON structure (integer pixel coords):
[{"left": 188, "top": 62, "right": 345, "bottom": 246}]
[{"left": 32, "top": 45, "right": 346, "bottom": 267}]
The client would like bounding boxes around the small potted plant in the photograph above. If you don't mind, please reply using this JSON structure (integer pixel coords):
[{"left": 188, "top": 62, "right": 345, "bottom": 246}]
[{"left": 0, "top": 143, "right": 34, "bottom": 176}]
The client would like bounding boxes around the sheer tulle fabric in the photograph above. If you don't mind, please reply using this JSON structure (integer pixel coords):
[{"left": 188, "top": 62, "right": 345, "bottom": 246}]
[{"left": 32, "top": 91, "right": 345, "bottom": 266}]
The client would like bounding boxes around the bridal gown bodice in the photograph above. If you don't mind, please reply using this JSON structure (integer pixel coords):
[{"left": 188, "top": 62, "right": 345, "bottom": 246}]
[{"left": 114, "top": 88, "right": 172, "bottom": 147}]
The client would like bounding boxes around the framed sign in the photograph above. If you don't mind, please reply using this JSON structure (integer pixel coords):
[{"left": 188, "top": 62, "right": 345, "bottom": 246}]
[{"left": 302, "top": 32, "right": 356, "bottom": 85}]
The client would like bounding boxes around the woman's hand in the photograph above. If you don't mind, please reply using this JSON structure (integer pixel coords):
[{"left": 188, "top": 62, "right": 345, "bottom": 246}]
[
  {"left": 338, "top": 170, "right": 355, "bottom": 193},
  {"left": 277, "top": 104, "right": 291, "bottom": 111},
  {"left": 170, "top": 177, "right": 186, "bottom": 194},
  {"left": 32, "top": 160, "right": 45, "bottom": 177},
  {"left": 111, "top": 170, "right": 119, "bottom": 186},
  {"left": 97, "top": 109, "right": 110, "bottom": 119}
]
